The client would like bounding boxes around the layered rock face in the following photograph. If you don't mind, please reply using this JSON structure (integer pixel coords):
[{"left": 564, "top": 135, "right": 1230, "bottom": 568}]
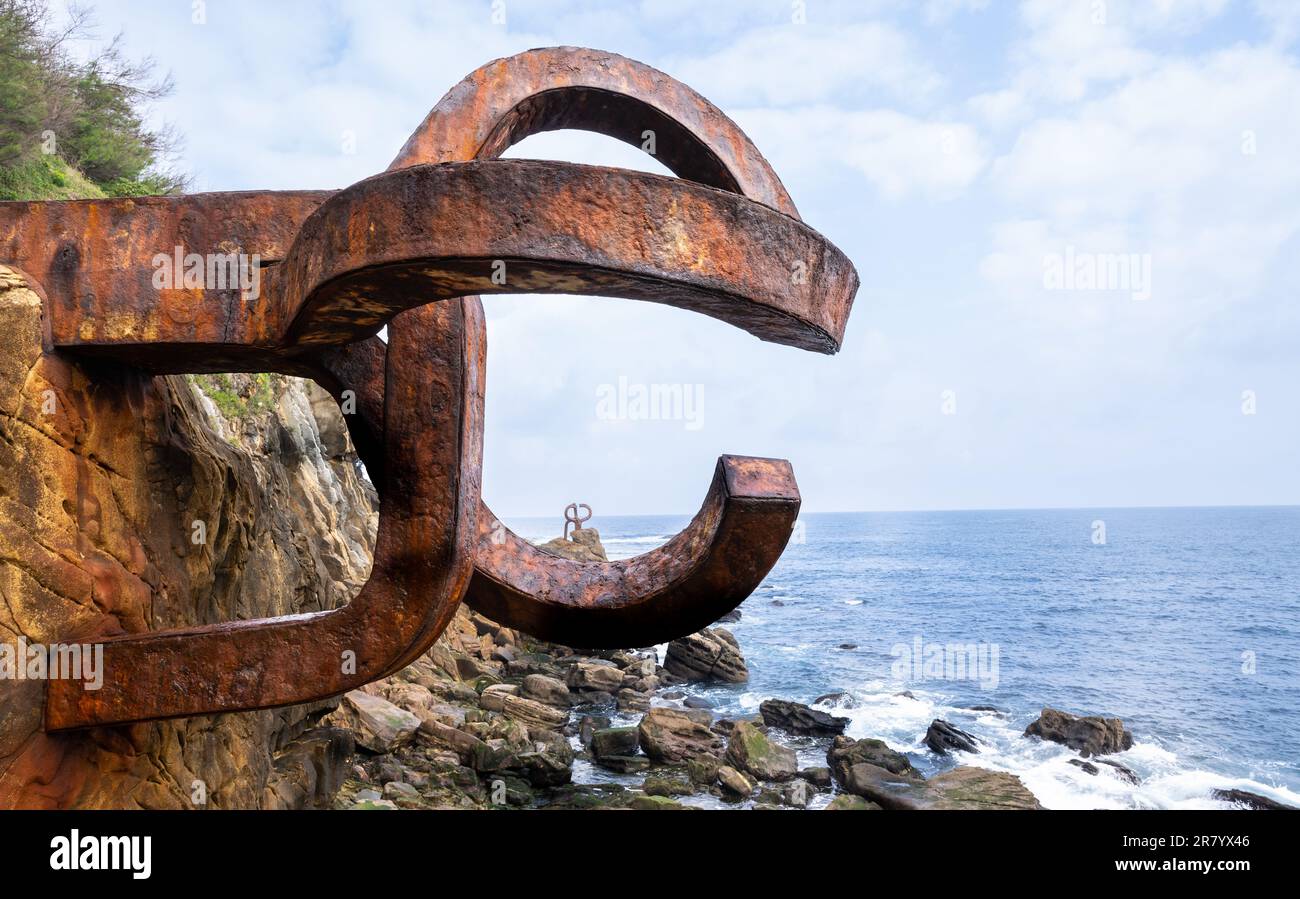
[{"left": 0, "top": 266, "right": 376, "bottom": 809}]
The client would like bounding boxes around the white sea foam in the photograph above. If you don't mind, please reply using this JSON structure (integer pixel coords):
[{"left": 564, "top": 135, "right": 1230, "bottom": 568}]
[{"left": 816, "top": 685, "right": 1300, "bottom": 810}]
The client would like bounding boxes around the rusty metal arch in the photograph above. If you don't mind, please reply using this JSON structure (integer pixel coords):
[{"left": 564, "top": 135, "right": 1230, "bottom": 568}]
[{"left": 14, "top": 47, "right": 860, "bottom": 729}]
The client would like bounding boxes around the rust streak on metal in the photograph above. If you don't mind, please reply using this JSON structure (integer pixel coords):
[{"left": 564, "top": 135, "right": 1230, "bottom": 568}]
[{"left": 0, "top": 47, "right": 860, "bottom": 730}]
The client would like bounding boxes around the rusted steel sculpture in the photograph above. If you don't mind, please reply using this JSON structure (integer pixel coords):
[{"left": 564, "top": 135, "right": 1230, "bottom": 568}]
[
  {"left": 0, "top": 48, "right": 858, "bottom": 730},
  {"left": 564, "top": 503, "right": 592, "bottom": 539}
]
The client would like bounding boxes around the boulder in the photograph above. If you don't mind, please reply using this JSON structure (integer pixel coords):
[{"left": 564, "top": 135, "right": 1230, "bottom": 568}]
[
  {"left": 759, "top": 698, "right": 849, "bottom": 736},
  {"left": 417, "top": 717, "right": 487, "bottom": 764},
  {"left": 517, "top": 742, "right": 575, "bottom": 788},
  {"left": 922, "top": 766, "right": 1043, "bottom": 810},
  {"left": 642, "top": 775, "right": 694, "bottom": 797},
  {"left": 841, "top": 763, "right": 1041, "bottom": 810},
  {"left": 1068, "top": 758, "right": 1140, "bottom": 785},
  {"left": 717, "top": 765, "right": 755, "bottom": 798},
  {"left": 566, "top": 661, "right": 625, "bottom": 693},
  {"left": 577, "top": 715, "right": 611, "bottom": 748},
  {"left": 521, "top": 674, "right": 571, "bottom": 708},
  {"left": 687, "top": 756, "right": 722, "bottom": 786},
  {"left": 925, "top": 719, "right": 979, "bottom": 755},
  {"left": 590, "top": 727, "right": 640, "bottom": 760},
  {"left": 1212, "top": 789, "right": 1296, "bottom": 810},
  {"left": 1024, "top": 708, "right": 1133, "bottom": 757},
  {"left": 663, "top": 628, "right": 748, "bottom": 683},
  {"left": 596, "top": 755, "right": 650, "bottom": 775},
  {"left": 638, "top": 708, "right": 724, "bottom": 763},
  {"left": 827, "top": 735, "right": 920, "bottom": 786},
  {"left": 726, "top": 722, "right": 798, "bottom": 782},
  {"left": 617, "top": 688, "right": 653, "bottom": 713},
  {"left": 537, "top": 527, "right": 608, "bottom": 562},
  {"left": 479, "top": 683, "right": 518, "bottom": 713},
  {"left": 501, "top": 694, "right": 570, "bottom": 731},
  {"left": 328, "top": 691, "right": 422, "bottom": 753},
  {"left": 825, "top": 795, "right": 881, "bottom": 810},
  {"left": 798, "top": 767, "right": 833, "bottom": 788},
  {"left": 629, "top": 795, "right": 689, "bottom": 810}
]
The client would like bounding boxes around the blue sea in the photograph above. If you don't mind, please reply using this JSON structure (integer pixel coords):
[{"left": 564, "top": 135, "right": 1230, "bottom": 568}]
[{"left": 506, "top": 507, "right": 1300, "bottom": 809}]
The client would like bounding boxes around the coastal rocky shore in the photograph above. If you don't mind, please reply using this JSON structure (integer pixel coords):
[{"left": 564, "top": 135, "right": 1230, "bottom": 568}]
[{"left": 294, "top": 527, "right": 1285, "bottom": 812}]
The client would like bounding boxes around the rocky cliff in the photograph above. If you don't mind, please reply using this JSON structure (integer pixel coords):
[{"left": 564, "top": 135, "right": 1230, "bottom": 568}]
[{"left": 0, "top": 264, "right": 376, "bottom": 808}]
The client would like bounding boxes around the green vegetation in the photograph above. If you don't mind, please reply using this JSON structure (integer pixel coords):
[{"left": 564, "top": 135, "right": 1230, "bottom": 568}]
[
  {"left": 0, "top": 0, "right": 184, "bottom": 201},
  {"left": 188, "top": 373, "right": 282, "bottom": 423}
]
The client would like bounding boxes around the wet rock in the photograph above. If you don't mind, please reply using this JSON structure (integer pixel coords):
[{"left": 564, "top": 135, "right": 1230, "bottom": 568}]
[
  {"left": 842, "top": 763, "right": 1040, "bottom": 810},
  {"left": 717, "top": 608, "right": 742, "bottom": 623},
  {"left": 813, "top": 691, "right": 857, "bottom": 709},
  {"left": 683, "top": 697, "right": 713, "bottom": 710},
  {"left": 1212, "top": 789, "right": 1296, "bottom": 810},
  {"left": 1068, "top": 758, "right": 1140, "bottom": 785},
  {"left": 663, "top": 628, "right": 748, "bottom": 683},
  {"left": 925, "top": 719, "right": 979, "bottom": 755},
  {"left": 759, "top": 698, "right": 849, "bottom": 736},
  {"left": 726, "top": 722, "right": 798, "bottom": 782},
  {"left": 1025, "top": 708, "right": 1133, "bottom": 758},
  {"left": 501, "top": 694, "right": 570, "bottom": 731},
  {"left": 617, "top": 688, "right": 653, "bottom": 713},
  {"left": 643, "top": 775, "right": 694, "bottom": 797},
  {"left": 758, "top": 781, "right": 812, "bottom": 808},
  {"left": 597, "top": 755, "right": 651, "bottom": 775},
  {"left": 638, "top": 708, "right": 724, "bottom": 763},
  {"left": 825, "top": 795, "right": 881, "bottom": 810},
  {"left": 328, "top": 691, "right": 422, "bottom": 754},
  {"left": 571, "top": 690, "right": 616, "bottom": 709},
  {"left": 566, "top": 661, "right": 625, "bottom": 693},
  {"left": 798, "top": 767, "right": 833, "bottom": 788},
  {"left": 629, "top": 795, "right": 689, "bottom": 810},
  {"left": 687, "top": 756, "right": 722, "bottom": 786},
  {"left": 717, "top": 765, "right": 754, "bottom": 798},
  {"left": 827, "top": 735, "right": 920, "bottom": 786},
  {"left": 517, "top": 742, "right": 575, "bottom": 788},
  {"left": 522, "top": 674, "right": 571, "bottom": 708},
  {"left": 922, "top": 767, "right": 1043, "bottom": 810},
  {"left": 590, "top": 727, "right": 639, "bottom": 760},
  {"left": 578, "top": 715, "right": 611, "bottom": 748}
]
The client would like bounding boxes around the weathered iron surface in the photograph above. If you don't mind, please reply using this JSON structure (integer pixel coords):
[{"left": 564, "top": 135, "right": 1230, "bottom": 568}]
[{"left": 4, "top": 48, "right": 858, "bottom": 730}]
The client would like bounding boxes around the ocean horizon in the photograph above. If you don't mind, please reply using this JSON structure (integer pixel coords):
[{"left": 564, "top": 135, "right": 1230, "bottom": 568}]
[{"left": 505, "top": 505, "right": 1300, "bottom": 809}]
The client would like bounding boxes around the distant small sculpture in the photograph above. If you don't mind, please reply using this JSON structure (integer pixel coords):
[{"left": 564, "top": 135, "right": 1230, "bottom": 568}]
[{"left": 564, "top": 502, "right": 593, "bottom": 538}]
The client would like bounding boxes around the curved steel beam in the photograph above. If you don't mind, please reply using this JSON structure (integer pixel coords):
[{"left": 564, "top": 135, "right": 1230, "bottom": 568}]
[
  {"left": 305, "top": 333, "right": 800, "bottom": 649},
  {"left": 44, "top": 300, "right": 483, "bottom": 729},
  {"left": 27, "top": 46, "right": 859, "bottom": 728},
  {"left": 356, "top": 47, "right": 837, "bottom": 646},
  {"left": 390, "top": 46, "right": 799, "bottom": 217},
  {"left": 271, "top": 159, "right": 855, "bottom": 354}
]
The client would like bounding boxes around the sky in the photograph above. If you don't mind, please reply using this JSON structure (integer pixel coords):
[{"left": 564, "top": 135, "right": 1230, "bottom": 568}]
[{"left": 57, "top": 0, "right": 1300, "bottom": 516}]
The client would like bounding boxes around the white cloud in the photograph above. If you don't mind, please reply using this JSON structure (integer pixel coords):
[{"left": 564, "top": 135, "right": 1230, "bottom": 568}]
[{"left": 671, "top": 22, "right": 942, "bottom": 106}]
